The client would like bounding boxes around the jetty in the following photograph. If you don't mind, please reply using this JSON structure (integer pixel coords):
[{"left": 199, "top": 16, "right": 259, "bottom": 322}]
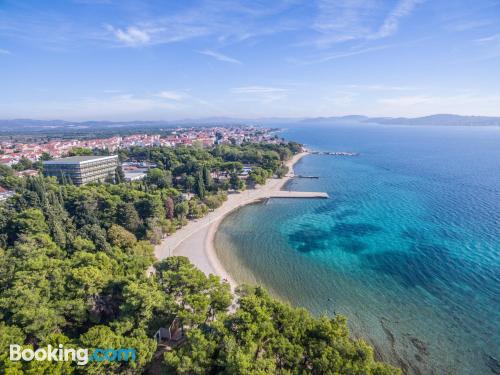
[
  {"left": 311, "top": 151, "right": 359, "bottom": 156},
  {"left": 296, "top": 175, "right": 319, "bottom": 179},
  {"left": 268, "top": 191, "right": 328, "bottom": 199}
]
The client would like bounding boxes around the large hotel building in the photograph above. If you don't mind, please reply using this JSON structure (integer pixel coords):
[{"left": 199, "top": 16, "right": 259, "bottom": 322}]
[{"left": 43, "top": 155, "right": 119, "bottom": 185}]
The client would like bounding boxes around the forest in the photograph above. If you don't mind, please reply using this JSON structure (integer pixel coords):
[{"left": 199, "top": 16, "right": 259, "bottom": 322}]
[{"left": 0, "top": 141, "right": 399, "bottom": 374}]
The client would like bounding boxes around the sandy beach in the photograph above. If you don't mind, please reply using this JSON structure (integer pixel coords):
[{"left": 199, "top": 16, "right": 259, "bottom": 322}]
[{"left": 154, "top": 151, "right": 309, "bottom": 290}]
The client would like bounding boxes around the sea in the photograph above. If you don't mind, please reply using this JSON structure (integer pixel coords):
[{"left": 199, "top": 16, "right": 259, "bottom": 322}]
[{"left": 214, "top": 123, "right": 500, "bottom": 374}]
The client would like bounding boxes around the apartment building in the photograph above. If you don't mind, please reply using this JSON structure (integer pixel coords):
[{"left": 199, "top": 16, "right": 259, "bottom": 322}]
[{"left": 43, "top": 155, "right": 118, "bottom": 185}]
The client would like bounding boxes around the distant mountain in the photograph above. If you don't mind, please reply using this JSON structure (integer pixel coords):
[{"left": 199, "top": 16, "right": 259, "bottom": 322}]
[
  {"left": 369, "top": 114, "right": 500, "bottom": 126},
  {"left": 301, "top": 114, "right": 500, "bottom": 126},
  {"left": 301, "top": 115, "right": 369, "bottom": 123},
  {"left": 0, "top": 119, "right": 74, "bottom": 128},
  {"left": 1, "top": 114, "right": 500, "bottom": 132}
]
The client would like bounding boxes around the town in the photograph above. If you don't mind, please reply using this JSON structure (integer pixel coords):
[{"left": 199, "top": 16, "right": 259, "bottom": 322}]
[
  {"left": 0, "top": 126, "right": 284, "bottom": 200},
  {"left": 0, "top": 126, "right": 280, "bottom": 166}
]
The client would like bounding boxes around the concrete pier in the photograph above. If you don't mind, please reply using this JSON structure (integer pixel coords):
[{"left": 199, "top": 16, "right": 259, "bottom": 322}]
[{"left": 268, "top": 191, "right": 329, "bottom": 199}]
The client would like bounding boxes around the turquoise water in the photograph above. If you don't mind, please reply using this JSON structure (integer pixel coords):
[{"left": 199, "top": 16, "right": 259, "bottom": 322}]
[{"left": 215, "top": 124, "right": 500, "bottom": 374}]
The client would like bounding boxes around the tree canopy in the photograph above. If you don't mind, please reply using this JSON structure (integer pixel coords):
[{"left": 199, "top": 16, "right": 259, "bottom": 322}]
[{"left": 0, "top": 141, "right": 398, "bottom": 374}]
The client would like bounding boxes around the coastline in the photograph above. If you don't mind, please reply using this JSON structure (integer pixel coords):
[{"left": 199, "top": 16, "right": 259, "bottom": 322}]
[{"left": 154, "top": 151, "right": 309, "bottom": 290}]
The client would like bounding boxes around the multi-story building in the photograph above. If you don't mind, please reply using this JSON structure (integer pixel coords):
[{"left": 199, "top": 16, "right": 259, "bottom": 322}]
[{"left": 43, "top": 155, "right": 118, "bottom": 185}]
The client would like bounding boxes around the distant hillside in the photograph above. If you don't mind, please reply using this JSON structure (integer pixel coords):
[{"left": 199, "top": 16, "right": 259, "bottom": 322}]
[
  {"left": 0, "top": 118, "right": 253, "bottom": 132},
  {"left": 303, "top": 114, "right": 500, "bottom": 126},
  {"left": 301, "top": 115, "right": 369, "bottom": 123},
  {"left": 1, "top": 114, "right": 500, "bottom": 132},
  {"left": 369, "top": 114, "right": 500, "bottom": 126}
]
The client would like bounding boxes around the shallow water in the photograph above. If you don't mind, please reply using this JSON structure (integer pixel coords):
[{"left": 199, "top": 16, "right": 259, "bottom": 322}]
[{"left": 215, "top": 124, "right": 500, "bottom": 374}]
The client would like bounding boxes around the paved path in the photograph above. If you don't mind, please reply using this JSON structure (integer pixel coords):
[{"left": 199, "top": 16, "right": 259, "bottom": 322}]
[{"left": 153, "top": 152, "right": 328, "bottom": 289}]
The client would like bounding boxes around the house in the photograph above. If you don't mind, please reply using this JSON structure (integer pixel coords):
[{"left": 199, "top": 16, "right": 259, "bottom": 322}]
[
  {"left": 0, "top": 157, "right": 16, "bottom": 166},
  {"left": 180, "top": 193, "right": 194, "bottom": 201},
  {"left": 124, "top": 171, "right": 147, "bottom": 181},
  {"left": 0, "top": 187, "right": 15, "bottom": 201},
  {"left": 154, "top": 317, "right": 183, "bottom": 343},
  {"left": 15, "top": 169, "right": 39, "bottom": 178}
]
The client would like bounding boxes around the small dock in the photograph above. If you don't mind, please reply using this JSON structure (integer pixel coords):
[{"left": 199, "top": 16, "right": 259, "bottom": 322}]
[
  {"left": 296, "top": 175, "right": 319, "bottom": 179},
  {"left": 311, "top": 151, "right": 359, "bottom": 156},
  {"left": 268, "top": 191, "right": 329, "bottom": 199}
]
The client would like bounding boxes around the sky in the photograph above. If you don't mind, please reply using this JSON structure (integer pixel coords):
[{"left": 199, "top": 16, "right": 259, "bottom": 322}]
[{"left": 1, "top": 0, "right": 500, "bottom": 121}]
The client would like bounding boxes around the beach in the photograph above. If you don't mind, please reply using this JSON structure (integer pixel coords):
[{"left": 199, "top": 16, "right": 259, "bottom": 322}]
[{"left": 154, "top": 151, "right": 309, "bottom": 289}]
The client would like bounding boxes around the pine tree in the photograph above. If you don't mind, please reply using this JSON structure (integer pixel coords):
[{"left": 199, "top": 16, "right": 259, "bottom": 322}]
[
  {"left": 202, "top": 165, "right": 212, "bottom": 190},
  {"left": 230, "top": 172, "right": 240, "bottom": 191},
  {"left": 195, "top": 171, "right": 206, "bottom": 199},
  {"left": 116, "top": 202, "right": 142, "bottom": 233}
]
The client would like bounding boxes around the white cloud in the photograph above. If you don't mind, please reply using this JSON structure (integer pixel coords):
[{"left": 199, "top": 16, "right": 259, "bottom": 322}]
[
  {"left": 379, "top": 95, "right": 434, "bottom": 106},
  {"left": 474, "top": 34, "right": 500, "bottom": 44},
  {"left": 312, "top": 0, "right": 377, "bottom": 46},
  {"left": 82, "top": 93, "right": 180, "bottom": 112},
  {"left": 446, "top": 20, "right": 491, "bottom": 32},
  {"left": 99, "top": 1, "right": 297, "bottom": 48},
  {"left": 312, "top": 0, "right": 423, "bottom": 46},
  {"left": 323, "top": 92, "right": 358, "bottom": 106},
  {"left": 232, "top": 86, "right": 289, "bottom": 102},
  {"left": 371, "top": 0, "right": 424, "bottom": 39},
  {"left": 106, "top": 25, "right": 151, "bottom": 46},
  {"left": 0, "top": 90, "right": 233, "bottom": 120},
  {"left": 294, "top": 44, "right": 392, "bottom": 64},
  {"left": 156, "top": 91, "right": 186, "bottom": 100},
  {"left": 341, "top": 84, "right": 418, "bottom": 91},
  {"left": 197, "top": 49, "right": 242, "bottom": 64},
  {"left": 0, "top": 93, "right": 187, "bottom": 120},
  {"left": 377, "top": 93, "right": 500, "bottom": 116},
  {"left": 232, "top": 86, "right": 288, "bottom": 94},
  {"left": 0, "top": 48, "right": 11, "bottom": 55}
]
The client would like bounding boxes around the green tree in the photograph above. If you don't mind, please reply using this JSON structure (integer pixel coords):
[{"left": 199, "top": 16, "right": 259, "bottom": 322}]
[
  {"left": 68, "top": 147, "right": 92, "bottom": 156},
  {"left": 116, "top": 202, "right": 142, "bottom": 233},
  {"left": 10, "top": 208, "right": 49, "bottom": 238},
  {"left": 40, "top": 152, "right": 53, "bottom": 161},
  {"left": 174, "top": 201, "right": 189, "bottom": 220},
  {"left": 164, "top": 328, "right": 218, "bottom": 375},
  {"left": 115, "top": 165, "right": 126, "bottom": 184},
  {"left": 0, "top": 164, "right": 14, "bottom": 177},
  {"left": 135, "top": 196, "right": 163, "bottom": 221},
  {"left": 194, "top": 171, "right": 206, "bottom": 199},
  {"left": 120, "top": 279, "right": 165, "bottom": 327},
  {"left": 202, "top": 165, "right": 212, "bottom": 190},
  {"left": 276, "top": 164, "right": 289, "bottom": 178},
  {"left": 185, "top": 175, "right": 196, "bottom": 193},
  {"left": 0, "top": 140, "right": 399, "bottom": 375},
  {"left": 79, "top": 325, "right": 156, "bottom": 374},
  {"left": 13, "top": 157, "right": 33, "bottom": 171},
  {"left": 230, "top": 172, "right": 240, "bottom": 191},
  {"left": 107, "top": 224, "right": 137, "bottom": 249},
  {"left": 146, "top": 168, "right": 172, "bottom": 189},
  {"left": 203, "top": 193, "right": 227, "bottom": 210}
]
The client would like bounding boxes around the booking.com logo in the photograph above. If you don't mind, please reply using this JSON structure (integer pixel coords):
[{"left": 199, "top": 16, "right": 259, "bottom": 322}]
[{"left": 9, "top": 344, "right": 136, "bottom": 366}]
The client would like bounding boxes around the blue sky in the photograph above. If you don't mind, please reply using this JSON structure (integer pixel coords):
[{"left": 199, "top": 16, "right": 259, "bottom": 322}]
[{"left": 1, "top": 0, "right": 500, "bottom": 120}]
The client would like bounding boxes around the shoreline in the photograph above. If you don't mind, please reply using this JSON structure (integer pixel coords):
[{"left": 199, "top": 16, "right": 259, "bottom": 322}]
[{"left": 154, "top": 151, "right": 309, "bottom": 290}]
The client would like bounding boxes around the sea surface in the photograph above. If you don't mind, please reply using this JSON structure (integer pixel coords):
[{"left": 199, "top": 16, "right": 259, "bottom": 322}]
[{"left": 214, "top": 123, "right": 500, "bottom": 374}]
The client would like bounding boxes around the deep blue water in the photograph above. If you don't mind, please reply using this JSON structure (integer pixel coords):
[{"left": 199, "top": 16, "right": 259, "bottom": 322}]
[{"left": 215, "top": 124, "right": 500, "bottom": 374}]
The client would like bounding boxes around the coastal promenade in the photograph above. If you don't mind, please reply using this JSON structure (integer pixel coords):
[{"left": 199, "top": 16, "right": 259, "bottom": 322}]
[{"left": 154, "top": 152, "right": 327, "bottom": 289}]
